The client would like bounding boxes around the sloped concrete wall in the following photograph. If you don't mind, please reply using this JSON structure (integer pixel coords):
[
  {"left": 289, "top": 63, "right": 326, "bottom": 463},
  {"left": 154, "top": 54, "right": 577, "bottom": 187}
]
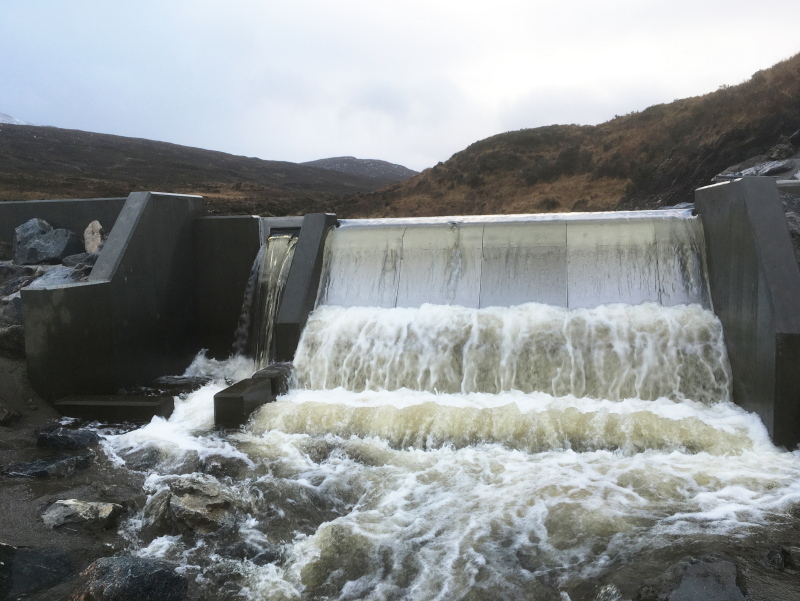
[
  {"left": 22, "top": 192, "right": 205, "bottom": 400},
  {"left": 696, "top": 177, "right": 800, "bottom": 448}
]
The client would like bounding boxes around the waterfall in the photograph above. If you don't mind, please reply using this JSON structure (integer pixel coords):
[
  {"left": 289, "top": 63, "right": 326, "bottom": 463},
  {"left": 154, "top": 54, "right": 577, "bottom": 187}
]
[{"left": 232, "top": 233, "right": 297, "bottom": 367}]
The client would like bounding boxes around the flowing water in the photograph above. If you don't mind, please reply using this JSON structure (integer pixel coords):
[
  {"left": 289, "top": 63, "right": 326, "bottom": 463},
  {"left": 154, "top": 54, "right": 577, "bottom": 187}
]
[
  {"left": 104, "top": 212, "right": 800, "bottom": 600},
  {"left": 234, "top": 234, "right": 297, "bottom": 367}
]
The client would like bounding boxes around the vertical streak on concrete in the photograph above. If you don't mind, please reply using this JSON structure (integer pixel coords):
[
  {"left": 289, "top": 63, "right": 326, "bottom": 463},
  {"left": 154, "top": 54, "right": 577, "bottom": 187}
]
[
  {"left": 696, "top": 178, "right": 800, "bottom": 447},
  {"left": 274, "top": 213, "right": 338, "bottom": 362}
]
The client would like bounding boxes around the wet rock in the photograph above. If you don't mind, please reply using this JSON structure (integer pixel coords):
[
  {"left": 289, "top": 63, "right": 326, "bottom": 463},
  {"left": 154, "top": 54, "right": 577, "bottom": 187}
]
[
  {"left": 42, "top": 499, "right": 123, "bottom": 530},
  {"left": 764, "top": 544, "right": 793, "bottom": 570},
  {"left": 37, "top": 426, "right": 101, "bottom": 450},
  {"left": 4, "top": 451, "right": 95, "bottom": 478},
  {"left": 143, "top": 476, "right": 239, "bottom": 537},
  {"left": 63, "top": 252, "right": 99, "bottom": 268},
  {"left": 121, "top": 446, "right": 161, "bottom": 471},
  {"left": 636, "top": 555, "right": 746, "bottom": 601},
  {"left": 595, "top": 584, "right": 625, "bottom": 601},
  {"left": 14, "top": 219, "right": 83, "bottom": 265},
  {"left": 0, "top": 541, "right": 73, "bottom": 598},
  {"left": 0, "top": 402, "right": 21, "bottom": 426},
  {"left": 71, "top": 556, "right": 187, "bottom": 601},
  {"left": 790, "top": 129, "right": 800, "bottom": 146},
  {"left": 0, "top": 324, "right": 25, "bottom": 359},
  {"left": 84, "top": 220, "right": 106, "bottom": 253}
]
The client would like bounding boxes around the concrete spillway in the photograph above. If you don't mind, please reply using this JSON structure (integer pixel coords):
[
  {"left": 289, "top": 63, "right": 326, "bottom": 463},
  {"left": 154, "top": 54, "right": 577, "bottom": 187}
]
[{"left": 317, "top": 209, "right": 710, "bottom": 310}]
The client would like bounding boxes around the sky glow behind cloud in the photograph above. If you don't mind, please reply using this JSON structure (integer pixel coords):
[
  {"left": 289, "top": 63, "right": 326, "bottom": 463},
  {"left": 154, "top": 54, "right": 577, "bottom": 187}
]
[{"left": 1, "top": 1, "right": 798, "bottom": 170}]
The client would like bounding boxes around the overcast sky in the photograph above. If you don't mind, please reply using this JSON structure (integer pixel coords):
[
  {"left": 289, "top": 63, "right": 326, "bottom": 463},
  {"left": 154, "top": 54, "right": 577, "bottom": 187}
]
[{"left": 1, "top": 1, "right": 798, "bottom": 171}]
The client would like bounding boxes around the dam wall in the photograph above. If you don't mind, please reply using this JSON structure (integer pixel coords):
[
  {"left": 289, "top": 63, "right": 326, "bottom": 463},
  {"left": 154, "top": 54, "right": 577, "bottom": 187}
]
[
  {"left": 696, "top": 177, "right": 800, "bottom": 447},
  {"left": 21, "top": 192, "right": 205, "bottom": 400},
  {"left": 318, "top": 210, "right": 711, "bottom": 310},
  {"left": 0, "top": 197, "right": 127, "bottom": 246}
]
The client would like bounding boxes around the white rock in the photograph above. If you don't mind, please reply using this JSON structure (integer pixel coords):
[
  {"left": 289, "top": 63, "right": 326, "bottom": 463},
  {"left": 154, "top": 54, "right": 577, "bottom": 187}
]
[
  {"left": 42, "top": 499, "right": 122, "bottom": 529},
  {"left": 83, "top": 221, "right": 106, "bottom": 253}
]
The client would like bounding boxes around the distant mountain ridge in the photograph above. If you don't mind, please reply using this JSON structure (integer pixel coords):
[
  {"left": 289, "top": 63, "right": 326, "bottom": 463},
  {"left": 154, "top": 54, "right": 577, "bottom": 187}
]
[
  {"left": 0, "top": 113, "right": 31, "bottom": 126},
  {"left": 0, "top": 124, "right": 409, "bottom": 216},
  {"left": 301, "top": 156, "right": 417, "bottom": 185}
]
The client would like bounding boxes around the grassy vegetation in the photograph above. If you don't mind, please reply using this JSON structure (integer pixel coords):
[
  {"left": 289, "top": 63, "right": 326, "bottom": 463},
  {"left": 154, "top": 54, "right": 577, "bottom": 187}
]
[{"left": 344, "top": 52, "right": 800, "bottom": 217}]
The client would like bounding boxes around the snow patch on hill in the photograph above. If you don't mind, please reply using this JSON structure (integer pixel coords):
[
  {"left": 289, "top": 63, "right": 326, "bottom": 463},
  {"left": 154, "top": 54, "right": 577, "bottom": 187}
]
[{"left": 0, "top": 113, "right": 33, "bottom": 126}]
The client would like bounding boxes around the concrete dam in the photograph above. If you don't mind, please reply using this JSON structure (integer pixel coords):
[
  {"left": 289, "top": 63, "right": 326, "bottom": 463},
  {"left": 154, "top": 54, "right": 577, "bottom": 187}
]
[{"left": 3, "top": 177, "right": 800, "bottom": 599}]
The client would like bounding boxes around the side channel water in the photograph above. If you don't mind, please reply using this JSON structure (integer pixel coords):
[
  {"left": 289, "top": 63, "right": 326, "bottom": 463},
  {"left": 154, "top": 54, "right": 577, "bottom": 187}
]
[{"left": 104, "top": 212, "right": 800, "bottom": 601}]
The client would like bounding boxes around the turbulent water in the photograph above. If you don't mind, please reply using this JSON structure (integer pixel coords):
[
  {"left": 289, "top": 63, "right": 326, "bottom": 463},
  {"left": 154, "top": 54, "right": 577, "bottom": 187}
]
[
  {"left": 104, "top": 301, "right": 800, "bottom": 601},
  {"left": 102, "top": 212, "right": 800, "bottom": 600}
]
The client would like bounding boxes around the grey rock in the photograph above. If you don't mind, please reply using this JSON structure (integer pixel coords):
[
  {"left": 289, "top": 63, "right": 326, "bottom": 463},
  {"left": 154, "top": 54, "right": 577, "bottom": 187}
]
[
  {"left": 14, "top": 217, "right": 52, "bottom": 248},
  {"left": 0, "top": 542, "right": 73, "bottom": 598},
  {"left": 764, "top": 544, "right": 793, "bottom": 570},
  {"left": 62, "top": 252, "right": 99, "bottom": 267},
  {"left": 766, "top": 143, "right": 796, "bottom": 161},
  {"left": 71, "top": 556, "right": 187, "bottom": 601},
  {"left": 0, "top": 292, "right": 23, "bottom": 327},
  {"left": 790, "top": 129, "right": 800, "bottom": 146},
  {"left": 0, "top": 262, "right": 37, "bottom": 286},
  {"left": 14, "top": 220, "right": 83, "bottom": 265},
  {"left": 42, "top": 499, "right": 123, "bottom": 530},
  {"left": 636, "top": 555, "right": 746, "bottom": 601},
  {"left": 0, "top": 323, "right": 25, "bottom": 359},
  {"left": 142, "top": 476, "right": 239, "bottom": 537},
  {"left": 741, "top": 159, "right": 796, "bottom": 177},
  {"left": 4, "top": 451, "right": 95, "bottom": 478},
  {"left": 0, "top": 402, "right": 21, "bottom": 426},
  {"left": 26, "top": 265, "right": 77, "bottom": 288},
  {"left": 84, "top": 220, "right": 106, "bottom": 253},
  {"left": 37, "top": 427, "right": 101, "bottom": 449},
  {"left": 0, "top": 274, "right": 40, "bottom": 296}
]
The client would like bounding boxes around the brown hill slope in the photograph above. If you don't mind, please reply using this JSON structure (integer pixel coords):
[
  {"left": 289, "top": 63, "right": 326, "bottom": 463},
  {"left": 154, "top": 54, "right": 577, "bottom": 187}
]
[
  {"left": 0, "top": 126, "right": 398, "bottom": 215},
  {"left": 343, "top": 52, "right": 800, "bottom": 217}
]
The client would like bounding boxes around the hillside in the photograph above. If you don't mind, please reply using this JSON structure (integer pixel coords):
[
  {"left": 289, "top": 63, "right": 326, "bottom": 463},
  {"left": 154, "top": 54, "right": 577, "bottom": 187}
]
[
  {"left": 342, "top": 53, "right": 800, "bottom": 217},
  {"left": 301, "top": 156, "right": 417, "bottom": 185},
  {"left": 0, "top": 126, "right": 404, "bottom": 216}
]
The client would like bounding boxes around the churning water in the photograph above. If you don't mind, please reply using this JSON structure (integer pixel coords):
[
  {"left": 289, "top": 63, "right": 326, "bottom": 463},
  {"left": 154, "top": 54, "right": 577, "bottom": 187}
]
[{"left": 105, "top": 212, "right": 800, "bottom": 600}]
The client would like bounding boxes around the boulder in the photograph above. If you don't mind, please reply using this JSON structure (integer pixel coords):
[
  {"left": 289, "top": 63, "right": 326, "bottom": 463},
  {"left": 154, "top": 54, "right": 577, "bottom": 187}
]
[
  {"left": 142, "top": 476, "right": 239, "bottom": 537},
  {"left": 42, "top": 499, "right": 123, "bottom": 530},
  {"left": 4, "top": 451, "right": 95, "bottom": 478},
  {"left": 0, "top": 274, "right": 40, "bottom": 296},
  {"left": 37, "top": 426, "right": 101, "bottom": 450},
  {"left": 71, "top": 556, "right": 187, "bottom": 601},
  {"left": 0, "top": 542, "right": 73, "bottom": 598},
  {"left": 13, "top": 218, "right": 83, "bottom": 265},
  {"left": 0, "top": 262, "right": 37, "bottom": 286},
  {"left": 0, "top": 292, "right": 23, "bottom": 326},
  {"left": 84, "top": 220, "right": 106, "bottom": 253},
  {"left": 63, "top": 252, "right": 99, "bottom": 268},
  {"left": 0, "top": 323, "right": 25, "bottom": 359},
  {"left": 636, "top": 555, "right": 746, "bottom": 601},
  {"left": 740, "top": 159, "right": 796, "bottom": 177}
]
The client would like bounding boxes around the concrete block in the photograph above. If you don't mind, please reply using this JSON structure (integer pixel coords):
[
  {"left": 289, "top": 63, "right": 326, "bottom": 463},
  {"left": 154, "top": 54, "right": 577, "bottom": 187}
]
[
  {"left": 214, "top": 377, "right": 275, "bottom": 428},
  {"left": 696, "top": 177, "right": 800, "bottom": 447},
  {"left": 275, "top": 213, "right": 337, "bottom": 361},
  {"left": 53, "top": 395, "right": 175, "bottom": 422}
]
